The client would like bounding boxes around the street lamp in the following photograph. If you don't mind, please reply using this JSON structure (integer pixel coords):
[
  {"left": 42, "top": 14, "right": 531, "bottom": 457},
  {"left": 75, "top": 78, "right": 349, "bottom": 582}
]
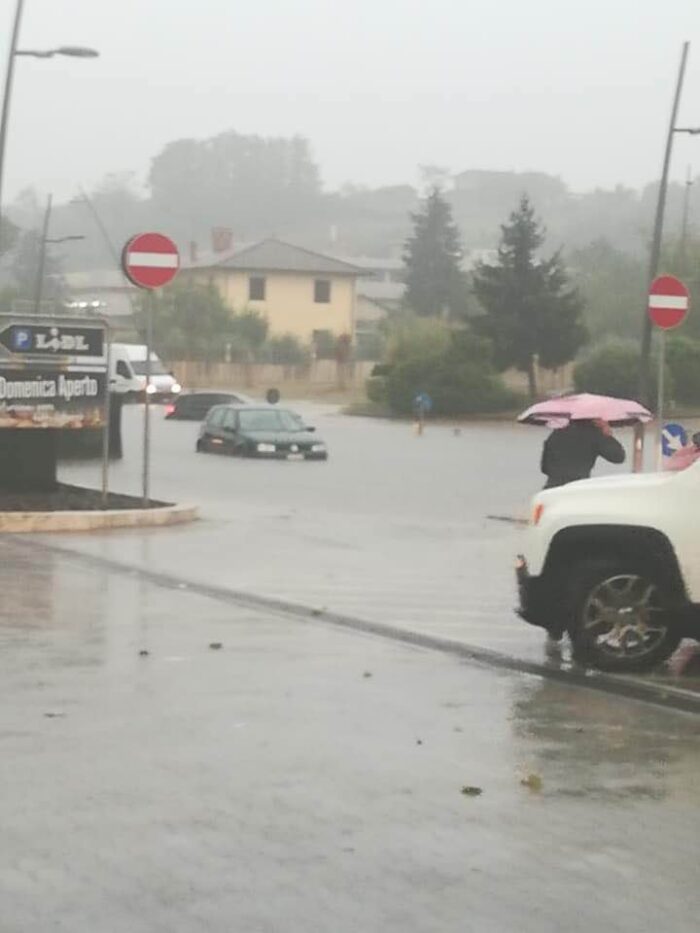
[
  {"left": 33, "top": 192, "right": 86, "bottom": 313},
  {"left": 638, "top": 42, "right": 697, "bottom": 410},
  {"left": 632, "top": 42, "right": 700, "bottom": 471},
  {"left": 0, "top": 0, "right": 99, "bottom": 243}
]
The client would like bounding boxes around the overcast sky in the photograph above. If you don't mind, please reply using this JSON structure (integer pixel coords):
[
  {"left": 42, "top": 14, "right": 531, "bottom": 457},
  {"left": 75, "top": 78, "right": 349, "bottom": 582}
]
[{"left": 2, "top": 0, "right": 700, "bottom": 203}]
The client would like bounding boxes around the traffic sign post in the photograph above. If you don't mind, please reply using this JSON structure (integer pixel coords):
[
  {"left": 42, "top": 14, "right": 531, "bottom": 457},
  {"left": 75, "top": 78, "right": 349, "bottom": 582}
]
[
  {"left": 413, "top": 392, "right": 432, "bottom": 436},
  {"left": 661, "top": 422, "right": 688, "bottom": 458},
  {"left": 122, "top": 233, "right": 180, "bottom": 506},
  {"left": 648, "top": 275, "right": 691, "bottom": 469}
]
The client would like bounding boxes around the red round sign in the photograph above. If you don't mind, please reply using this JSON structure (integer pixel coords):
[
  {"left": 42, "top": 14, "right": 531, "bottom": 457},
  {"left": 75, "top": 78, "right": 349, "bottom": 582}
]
[
  {"left": 122, "top": 232, "right": 180, "bottom": 290},
  {"left": 648, "top": 274, "right": 690, "bottom": 330}
]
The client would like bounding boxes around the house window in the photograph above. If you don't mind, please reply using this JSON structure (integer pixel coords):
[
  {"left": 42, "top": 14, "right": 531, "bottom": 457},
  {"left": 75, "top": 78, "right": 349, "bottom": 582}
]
[
  {"left": 314, "top": 279, "right": 331, "bottom": 303},
  {"left": 249, "top": 276, "right": 266, "bottom": 301}
]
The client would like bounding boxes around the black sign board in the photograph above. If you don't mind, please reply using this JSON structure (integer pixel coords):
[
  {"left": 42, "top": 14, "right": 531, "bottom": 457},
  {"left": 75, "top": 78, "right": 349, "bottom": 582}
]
[
  {"left": 0, "top": 315, "right": 107, "bottom": 431},
  {"left": 0, "top": 323, "right": 104, "bottom": 359},
  {"left": 0, "top": 367, "right": 107, "bottom": 429}
]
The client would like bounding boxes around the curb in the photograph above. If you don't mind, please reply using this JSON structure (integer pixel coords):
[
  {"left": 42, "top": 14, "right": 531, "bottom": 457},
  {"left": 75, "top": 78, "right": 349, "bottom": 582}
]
[
  {"left": 0, "top": 503, "right": 198, "bottom": 533},
  {"left": 8, "top": 536, "right": 700, "bottom": 715}
]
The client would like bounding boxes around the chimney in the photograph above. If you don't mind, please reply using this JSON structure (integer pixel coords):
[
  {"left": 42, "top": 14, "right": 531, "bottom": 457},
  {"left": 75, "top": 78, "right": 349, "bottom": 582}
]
[
  {"left": 189, "top": 241, "right": 198, "bottom": 263},
  {"left": 211, "top": 227, "right": 233, "bottom": 253}
]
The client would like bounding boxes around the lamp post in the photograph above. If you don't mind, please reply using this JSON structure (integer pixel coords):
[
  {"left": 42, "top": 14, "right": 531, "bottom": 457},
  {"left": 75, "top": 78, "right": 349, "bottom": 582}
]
[
  {"left": 0, "top": 0, "right": 99, "bottom": 243},
  {"left": 33, "top": 191, "right": 86, "bottom": 314},
  {"left": 634, "top": 41, "right": 699, "bottom": 471}
]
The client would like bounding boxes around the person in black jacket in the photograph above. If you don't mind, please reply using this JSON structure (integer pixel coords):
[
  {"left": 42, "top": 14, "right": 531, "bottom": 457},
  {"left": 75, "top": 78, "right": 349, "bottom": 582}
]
[{"left": 541, "top": 419, "right": 626, "bottom": 489}]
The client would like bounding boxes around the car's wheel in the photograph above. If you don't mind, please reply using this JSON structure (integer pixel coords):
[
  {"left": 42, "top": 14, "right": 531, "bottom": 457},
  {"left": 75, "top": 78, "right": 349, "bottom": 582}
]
[{"left": 567, "top": 559, "right": 681, "bottom": 672}]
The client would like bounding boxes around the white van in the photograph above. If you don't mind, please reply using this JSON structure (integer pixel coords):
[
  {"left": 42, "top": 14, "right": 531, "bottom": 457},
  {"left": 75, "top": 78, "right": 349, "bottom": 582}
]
[{"left": 110, "top": 343, "right": 182, "bottom": 402}]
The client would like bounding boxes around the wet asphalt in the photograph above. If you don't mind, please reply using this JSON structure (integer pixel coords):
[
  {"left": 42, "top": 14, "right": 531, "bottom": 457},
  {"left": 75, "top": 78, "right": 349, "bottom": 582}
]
[
  {"left": 53, "top": 403, "right": 700, "bottom": 699},
  {"left": 1, "top": 538, "right": 700, "bottom": 932}
]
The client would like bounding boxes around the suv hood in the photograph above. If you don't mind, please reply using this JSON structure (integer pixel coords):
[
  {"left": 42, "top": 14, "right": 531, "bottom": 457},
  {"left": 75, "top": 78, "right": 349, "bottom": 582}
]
[{"left": 544, "top": 471, "right": 677, "bottom": 497}]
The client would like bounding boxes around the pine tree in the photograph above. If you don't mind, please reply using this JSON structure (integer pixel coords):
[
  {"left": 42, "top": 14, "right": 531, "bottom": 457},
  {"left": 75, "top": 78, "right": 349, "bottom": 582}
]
[
  {"left": 402, "top": 188, "right": 467, "bottom": 317},
  {"left": 473, "top": 196, "right": 587, "bottom": 397}
]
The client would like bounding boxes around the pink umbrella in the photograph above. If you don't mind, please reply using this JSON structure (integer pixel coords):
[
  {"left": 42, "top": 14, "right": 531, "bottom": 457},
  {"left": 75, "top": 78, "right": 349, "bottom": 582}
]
[{"left": 518, "top": 393, "right": 652, "bottom": 428}]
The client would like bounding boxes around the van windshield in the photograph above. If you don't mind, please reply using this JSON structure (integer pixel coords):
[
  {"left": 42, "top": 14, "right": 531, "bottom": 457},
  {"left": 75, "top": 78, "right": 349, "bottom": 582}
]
[{"left": 131, "top": 361, "right": 168, "bottom": 376}]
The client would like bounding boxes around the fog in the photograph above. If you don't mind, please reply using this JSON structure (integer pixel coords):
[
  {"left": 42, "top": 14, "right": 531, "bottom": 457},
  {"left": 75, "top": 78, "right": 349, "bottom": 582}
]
[{"left": 1, "top": 0, "right": 700, "bottom": 203}]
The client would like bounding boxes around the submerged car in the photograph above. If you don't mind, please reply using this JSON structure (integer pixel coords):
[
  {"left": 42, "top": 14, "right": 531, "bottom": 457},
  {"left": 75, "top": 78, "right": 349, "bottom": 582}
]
[
  {"left": 165, "top": 391, "right": 254, "bottom": 421},
  {"left": 197, "top": 405, "right": 328, "bottom": 460}
]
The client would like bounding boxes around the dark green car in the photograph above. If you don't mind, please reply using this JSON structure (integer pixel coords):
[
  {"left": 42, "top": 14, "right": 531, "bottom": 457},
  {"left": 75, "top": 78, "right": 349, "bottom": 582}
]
[{"left": 196, "top": 405, "right": 328, "bottom": 460}]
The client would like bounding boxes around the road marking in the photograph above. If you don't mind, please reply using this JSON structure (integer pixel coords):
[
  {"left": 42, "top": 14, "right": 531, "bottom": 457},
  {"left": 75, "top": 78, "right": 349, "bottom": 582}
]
[{"left": 126, "top": 251, "right": 179, "bottom": 268}]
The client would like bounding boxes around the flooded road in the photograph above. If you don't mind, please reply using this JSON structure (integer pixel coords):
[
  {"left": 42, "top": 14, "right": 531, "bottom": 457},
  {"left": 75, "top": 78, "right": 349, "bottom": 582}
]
[
  {"left": 1, "top": 538, "right": 700, "bottom": 932},
  {"left": 53, "top": 404, "right": 687, "bottom": 673}
]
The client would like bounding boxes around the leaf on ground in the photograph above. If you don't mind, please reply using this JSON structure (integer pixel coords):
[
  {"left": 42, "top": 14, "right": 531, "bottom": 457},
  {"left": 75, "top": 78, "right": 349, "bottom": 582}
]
[
  {"left": 520, "top": 773, "right": 543, "bottom": 792},
  {"left": 363, "top": 671, "right": 373, "bottom": 678},
  {"left": 209, "top": 642, "right": 223, "bottom": 650},
  {"left": 460, "top": 785, "right": 483, "bottom": 797}
]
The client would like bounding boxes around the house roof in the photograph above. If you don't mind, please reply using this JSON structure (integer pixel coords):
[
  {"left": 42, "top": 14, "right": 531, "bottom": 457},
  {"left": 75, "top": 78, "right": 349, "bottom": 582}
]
[{"left": 189, "top": 238, "right": 365, "bottom": 277}]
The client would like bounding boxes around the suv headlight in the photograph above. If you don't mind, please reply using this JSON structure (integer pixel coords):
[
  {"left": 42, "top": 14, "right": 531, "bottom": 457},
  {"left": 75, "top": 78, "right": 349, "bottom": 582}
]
[
  {"left": 171, "top": 383, "right": 182, "bottom": 393},
  {"left": 311, "top": 443, "right": 326, "bottom": 452},
  {"left": 257, "top": 443, "right": 276, "bottom": 453}
]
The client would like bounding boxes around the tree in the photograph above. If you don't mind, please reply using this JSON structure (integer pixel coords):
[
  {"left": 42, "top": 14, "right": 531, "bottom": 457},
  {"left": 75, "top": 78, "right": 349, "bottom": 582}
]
[
  {"left": 135, "top": 280, "right": 235, "bottom": 360},
  {"left": 8, "top": 228, "right": 65, "bottom": 304},
  {"left": 370, "top": 318, "right": 515, "bottom": 415},
  {"left": 473, "top": 195, "right": 587, "bottom": 397},
  {"left": 148, "top": 131, "right": 322, "bottom": 242},
  {"left": 568, "top": 238, "right": 645, "bottom": 341},
  {"left": 402, "top": 187, "right": 468, "bottom": 317}
]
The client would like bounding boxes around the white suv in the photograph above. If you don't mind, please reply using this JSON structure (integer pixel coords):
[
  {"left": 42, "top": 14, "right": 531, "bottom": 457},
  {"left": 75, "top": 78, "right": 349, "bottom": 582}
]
[{"left": 516, "top": 464, "right": 700, "bottom": 671}]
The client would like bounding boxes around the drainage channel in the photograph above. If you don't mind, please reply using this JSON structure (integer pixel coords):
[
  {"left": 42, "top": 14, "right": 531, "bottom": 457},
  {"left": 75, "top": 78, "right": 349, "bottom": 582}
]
[{"left": 10, "top": 536, "right": 700, "bottom": 716}]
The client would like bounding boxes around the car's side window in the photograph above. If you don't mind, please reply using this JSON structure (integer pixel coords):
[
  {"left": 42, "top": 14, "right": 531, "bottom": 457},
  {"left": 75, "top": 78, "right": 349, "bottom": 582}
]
[
  {"left": 222, "top": 409, "right": 237, "bottom": 431},
  {"left": 207, "top": 408, "right": 225, "bottom": 429}
]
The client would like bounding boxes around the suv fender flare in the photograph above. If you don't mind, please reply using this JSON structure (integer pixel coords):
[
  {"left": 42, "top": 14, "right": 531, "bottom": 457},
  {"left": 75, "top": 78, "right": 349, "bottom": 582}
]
[{"left": 542, "top": 525, "right": 688, "bottom": 607}]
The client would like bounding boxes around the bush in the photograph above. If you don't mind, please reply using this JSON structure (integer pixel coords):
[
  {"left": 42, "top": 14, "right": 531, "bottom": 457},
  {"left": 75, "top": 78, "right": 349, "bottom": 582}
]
[
  {"left": 365, "top": 375, "right": 387, "bottom": 405},
  {"left": 573, "top": 339, "right": 669, "bottom": 406},
  {"left": 260, "top": 334, "right": 310, "bottom": 367},
  {"left": 384, "top": 357, "right": 516, "bottom": 415},
  {"left": 666, "top": 335, "right": 700, "bottom": 405},
  {"left": 371, "top": 325, "right": 516, "bottom": 416}
]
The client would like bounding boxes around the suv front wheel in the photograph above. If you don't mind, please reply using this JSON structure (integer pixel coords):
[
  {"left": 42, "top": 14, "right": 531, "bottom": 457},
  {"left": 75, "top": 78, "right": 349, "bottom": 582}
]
[{"left": 567, "top": 559, "right": 681, "bottom": 672}]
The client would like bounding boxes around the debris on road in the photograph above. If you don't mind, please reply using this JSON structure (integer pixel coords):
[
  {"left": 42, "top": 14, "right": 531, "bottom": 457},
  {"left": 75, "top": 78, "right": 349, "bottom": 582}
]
[
  {"left": 460, "top": 785, "right": 483, "bottom": 797},
  {"left": 138, "top": 650, "right": 150, "bottom": 657},
  {"left": 209, "top": 642, "right": 223, "bottom": 650},
  {"left": 520, "top": 773, "right": 543, "bottom": 793}
]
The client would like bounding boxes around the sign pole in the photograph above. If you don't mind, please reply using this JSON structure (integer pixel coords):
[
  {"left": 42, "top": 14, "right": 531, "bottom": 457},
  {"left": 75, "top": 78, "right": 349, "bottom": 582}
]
[
  {"left": 142, "top": 291, "right": 154, "bottom": 507},
  {"left": 121, "top": 232, "right": 179, "bottom": 508},
  {"left": 656, "top": 330, "right": 666, "bottom": 471},
  {"left": 101, "top": 328, "right": 111, "bottom": 507}
]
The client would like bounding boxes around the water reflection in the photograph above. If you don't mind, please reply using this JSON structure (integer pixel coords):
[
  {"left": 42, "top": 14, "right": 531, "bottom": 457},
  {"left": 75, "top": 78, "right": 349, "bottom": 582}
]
[
  {"left": 0, "top": 541, "right": 108, "bottom": 665},
  {"left": 511, "top": 676, "right": 700, "bottom": 803}
]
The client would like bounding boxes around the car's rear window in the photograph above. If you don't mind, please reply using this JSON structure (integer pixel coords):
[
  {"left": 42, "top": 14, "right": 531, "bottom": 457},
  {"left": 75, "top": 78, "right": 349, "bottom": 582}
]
[{"left": 238, "top": 409, "right": 301, "bottom": 432}]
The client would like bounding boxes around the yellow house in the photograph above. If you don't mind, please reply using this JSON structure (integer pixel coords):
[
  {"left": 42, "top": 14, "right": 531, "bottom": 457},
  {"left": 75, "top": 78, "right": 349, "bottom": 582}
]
[{"left": 183, "top": 238, "right": 365, "bottom": 344}]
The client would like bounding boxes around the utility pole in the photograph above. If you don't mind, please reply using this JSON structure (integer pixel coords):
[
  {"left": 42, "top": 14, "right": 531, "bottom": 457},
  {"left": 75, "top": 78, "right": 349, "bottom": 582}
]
[{"left": 33, "top": 193, "right": 52, "bottom": 314}]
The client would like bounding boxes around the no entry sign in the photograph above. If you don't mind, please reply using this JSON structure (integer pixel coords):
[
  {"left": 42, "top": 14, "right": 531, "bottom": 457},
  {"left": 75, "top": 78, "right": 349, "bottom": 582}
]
[
  {"left": 122, "top": 232, "right": 180, "bottom": 290},
  {"left": 648, "top": 275, "right": 690, "bottom": 330}
]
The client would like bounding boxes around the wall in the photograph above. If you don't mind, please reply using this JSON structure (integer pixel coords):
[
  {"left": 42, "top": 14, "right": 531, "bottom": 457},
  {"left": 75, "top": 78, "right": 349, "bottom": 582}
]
[
  {"left": 194, "top": 270, "right": 356, "bottom": 341},
  {"left": 170, "top": 359, "right": 375, "bottom": 393},
  {"left": 502, "top": 362, "right": 574, "bottom": 396}
]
